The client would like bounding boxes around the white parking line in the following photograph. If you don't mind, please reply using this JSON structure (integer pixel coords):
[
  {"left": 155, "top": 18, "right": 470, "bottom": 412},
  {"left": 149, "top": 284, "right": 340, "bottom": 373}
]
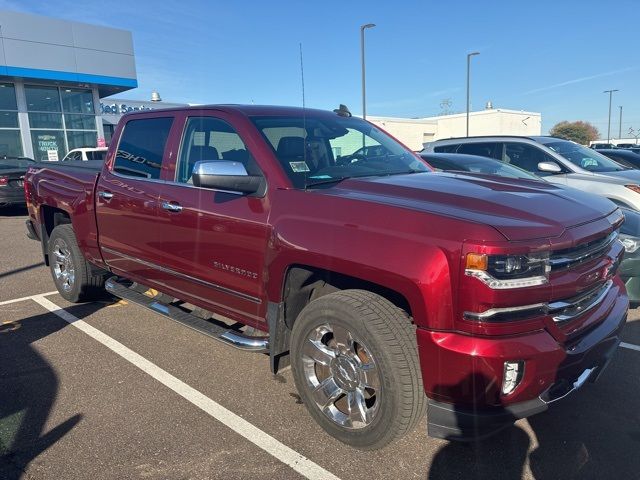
[
  {"left": 0, "top": 290, "right": 57, "bottom": 306},
  {"left": 621, "top": 342, "right": 640, "bottom": 352},
  {"left": 30, "top": 295, "right": 341, "bottom": 480}
]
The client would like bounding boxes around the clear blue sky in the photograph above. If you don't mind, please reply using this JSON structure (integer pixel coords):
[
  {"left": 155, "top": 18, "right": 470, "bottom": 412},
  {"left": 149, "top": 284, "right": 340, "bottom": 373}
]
[{"left": 3, "top": 0, "right": 639, "bottom": 135}]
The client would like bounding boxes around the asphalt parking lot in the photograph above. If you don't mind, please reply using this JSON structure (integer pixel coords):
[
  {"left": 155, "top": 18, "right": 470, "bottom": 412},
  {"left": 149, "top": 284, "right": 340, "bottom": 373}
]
[{"left": 1, "top": 207, "right": 639, "bottom": 480}]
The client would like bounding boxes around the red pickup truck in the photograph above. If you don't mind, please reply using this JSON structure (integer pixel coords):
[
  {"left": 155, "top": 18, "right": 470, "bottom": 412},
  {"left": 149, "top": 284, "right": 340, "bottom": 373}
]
[{"left": 24, "top": 105, "right": 628, "bottom": 449}]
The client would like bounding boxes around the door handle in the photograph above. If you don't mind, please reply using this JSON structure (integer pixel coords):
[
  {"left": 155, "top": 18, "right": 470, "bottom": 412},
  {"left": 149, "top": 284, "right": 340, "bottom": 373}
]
[
  {"left": 161, "top": 201, "right": 183, "bottom": 213},
  {"left": 98, "top": 191, "right": 114, "bottom": 200}
]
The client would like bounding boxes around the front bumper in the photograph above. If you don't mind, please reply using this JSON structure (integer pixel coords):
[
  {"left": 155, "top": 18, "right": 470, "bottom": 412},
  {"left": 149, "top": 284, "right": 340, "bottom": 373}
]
[{"left": 419, "top": 284, "right": 628, "bottom": 441}]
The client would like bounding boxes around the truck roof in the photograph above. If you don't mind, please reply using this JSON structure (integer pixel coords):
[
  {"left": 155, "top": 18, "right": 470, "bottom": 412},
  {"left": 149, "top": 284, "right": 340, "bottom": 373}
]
[
  {"left": 122, "top": 104, "right": 349, "bottom": 119},
  {"left": 431, "top": 135, "right": 566, "bottom": 143}
]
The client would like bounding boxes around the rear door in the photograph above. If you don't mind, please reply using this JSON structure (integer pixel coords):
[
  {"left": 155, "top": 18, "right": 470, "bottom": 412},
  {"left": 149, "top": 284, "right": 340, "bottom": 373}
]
[
  {"left": 155, "top": 112, "right": 271, "bottom": 325},
  {"left": 95, "top": 114, "right": 176, "bottom": 282}
]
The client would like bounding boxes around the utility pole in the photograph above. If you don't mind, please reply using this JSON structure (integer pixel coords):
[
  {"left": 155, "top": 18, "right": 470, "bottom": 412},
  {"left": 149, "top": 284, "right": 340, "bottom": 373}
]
[
  {"left": 603, "top": 89, "right": 619, "bottom": 143},
  {"left": 466, "top": 52, "right": 480, "bottom": 137},
  {"left": 360, "top": 23, "right": 376, "bottom": 120},
  {"left": 619, "top": 106, "right": 623, "bottom": 140}
]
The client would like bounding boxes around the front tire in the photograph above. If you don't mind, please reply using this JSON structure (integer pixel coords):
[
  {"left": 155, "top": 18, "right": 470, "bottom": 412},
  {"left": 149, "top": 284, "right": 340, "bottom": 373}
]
[
  {"left": 48, "top": 224, "right": 106, "bottom": 302},
  {"left": 290, "top": 289, "right": 426, "bottom": 449}
]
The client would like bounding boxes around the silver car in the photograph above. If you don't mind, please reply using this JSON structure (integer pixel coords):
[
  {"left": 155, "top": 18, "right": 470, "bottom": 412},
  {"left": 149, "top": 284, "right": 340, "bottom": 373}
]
[{"left": 423, "top": 136, "right": 640, "bottom": 210}]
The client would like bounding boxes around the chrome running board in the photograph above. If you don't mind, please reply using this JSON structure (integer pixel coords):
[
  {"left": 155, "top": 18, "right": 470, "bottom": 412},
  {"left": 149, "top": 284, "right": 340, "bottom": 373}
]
[{"left": 105, "top": 277, "right": 269, "bottom": 353}]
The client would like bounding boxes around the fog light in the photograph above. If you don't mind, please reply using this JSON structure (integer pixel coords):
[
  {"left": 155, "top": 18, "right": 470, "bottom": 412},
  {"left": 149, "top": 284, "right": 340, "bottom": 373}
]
[{"left": 502, "top": 361, "right": 524, "bottom": 395}]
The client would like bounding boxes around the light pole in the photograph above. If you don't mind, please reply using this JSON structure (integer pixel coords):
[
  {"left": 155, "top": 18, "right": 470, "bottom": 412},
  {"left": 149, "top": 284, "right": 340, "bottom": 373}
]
[
  {"left": 619, "top": 105, "right": 623, "bottom": 140},
  {"left": 360, "top": 23, "right": 376, "bottom": 119},
  {"left": 603, "top": 89, "right": 619, "bottom": 143},
  {"left": 466, "top": 52, "right": 480, "bottom": 137}
]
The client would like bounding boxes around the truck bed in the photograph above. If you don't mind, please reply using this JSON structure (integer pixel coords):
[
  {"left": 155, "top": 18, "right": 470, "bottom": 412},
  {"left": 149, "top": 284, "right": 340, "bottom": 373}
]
[{"left": 42, "top": 160, "right": 104, "bottom": 171}]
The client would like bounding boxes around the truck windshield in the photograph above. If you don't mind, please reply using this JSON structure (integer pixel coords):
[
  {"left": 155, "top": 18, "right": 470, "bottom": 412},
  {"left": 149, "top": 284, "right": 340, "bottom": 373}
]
[
  {"left": 545, "top": 140, "right": 628, "bottom": 172},
  {"left": 251, "top": 115, "right": 430, "bottom": 189}
]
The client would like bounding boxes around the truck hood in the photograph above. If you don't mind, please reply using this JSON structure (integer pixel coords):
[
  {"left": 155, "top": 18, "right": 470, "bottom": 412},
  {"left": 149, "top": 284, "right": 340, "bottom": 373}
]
[{"left": 320, "top": 172, "right": 617, "bottom": 241}]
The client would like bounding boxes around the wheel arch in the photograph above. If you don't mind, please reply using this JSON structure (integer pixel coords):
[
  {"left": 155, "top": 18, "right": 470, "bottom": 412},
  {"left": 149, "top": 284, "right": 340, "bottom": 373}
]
[
  {"left": 280, "top": 264, "right": 419, "bottom": 330},
  {"left": 40, "top": 205, "right": 72, "bottom": 265}
]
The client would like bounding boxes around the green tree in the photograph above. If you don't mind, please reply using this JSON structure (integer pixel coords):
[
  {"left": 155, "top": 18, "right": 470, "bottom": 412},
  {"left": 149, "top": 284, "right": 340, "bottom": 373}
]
[{"left": 549, "top": 121, "right": 600, "bottom": 145}]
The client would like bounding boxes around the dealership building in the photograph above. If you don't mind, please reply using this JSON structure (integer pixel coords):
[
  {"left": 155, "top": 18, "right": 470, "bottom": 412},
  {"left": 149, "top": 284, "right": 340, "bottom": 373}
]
[
  {"left": 0, "top": 10, "right": 138, "bottom": 161},
  {"left": 1, "top": 10, "right": 541, "bottom": 160}
]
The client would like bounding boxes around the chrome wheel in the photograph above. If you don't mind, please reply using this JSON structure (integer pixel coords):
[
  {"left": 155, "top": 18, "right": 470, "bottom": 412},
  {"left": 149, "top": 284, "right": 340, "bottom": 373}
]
[
  {"left": 52, "top": 239, "right": 75, "bottom": 292},
  {"left": 301, "top": 323, "right": 381, "bottom": 429}
]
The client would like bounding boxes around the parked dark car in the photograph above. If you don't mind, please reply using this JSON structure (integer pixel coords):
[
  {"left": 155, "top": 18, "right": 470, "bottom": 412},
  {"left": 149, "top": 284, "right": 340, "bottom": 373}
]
[
  {"left": 0, "top": 156, "right": 35, "bottom": 207},
  {"left": 420, "top": 152, "right": 543, "bottom": 181},
  {"left": 620, "top": 208, "right": 640, "bottom": 304},
  {"left": 598, "top": 149, "right": 640, "bottom": 169}
]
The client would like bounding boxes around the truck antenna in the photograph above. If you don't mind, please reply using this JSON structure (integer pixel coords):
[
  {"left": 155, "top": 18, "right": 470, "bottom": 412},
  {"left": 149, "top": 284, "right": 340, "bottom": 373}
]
[{"left": 299, "top": 42, "right": 308, "bottom": 187}]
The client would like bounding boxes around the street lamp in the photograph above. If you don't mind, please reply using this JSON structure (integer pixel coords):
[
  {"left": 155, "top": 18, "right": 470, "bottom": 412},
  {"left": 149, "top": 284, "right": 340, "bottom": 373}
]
[
  {"left": 619, "top": 105, "right": 623, "bottom": 140},
  {"left": 360, "top": 23, "right": 376, "bottom": 119},
  {"left": 603, "top": 89, "right": 619, "bottom": 143},
  {"left": 466, "top": 52, "right": 480, "bottom": 137}
]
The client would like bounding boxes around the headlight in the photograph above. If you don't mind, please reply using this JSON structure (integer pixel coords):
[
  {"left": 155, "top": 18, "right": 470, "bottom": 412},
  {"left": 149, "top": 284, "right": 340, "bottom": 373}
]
[
  {"left": 619, "top": 234, "right": 640, "bottom": 253},
  {"left": 465, "top": 252, "right": 550, "bottom": 289}
]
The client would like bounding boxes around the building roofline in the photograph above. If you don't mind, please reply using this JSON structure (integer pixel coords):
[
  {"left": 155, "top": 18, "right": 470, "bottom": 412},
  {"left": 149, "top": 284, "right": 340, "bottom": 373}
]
[
  {"left": 420, "top": 109, "right": 540, "bottom": 121},
  {"left": 367, "top": 115, "right": 437, "bottom": 124}
]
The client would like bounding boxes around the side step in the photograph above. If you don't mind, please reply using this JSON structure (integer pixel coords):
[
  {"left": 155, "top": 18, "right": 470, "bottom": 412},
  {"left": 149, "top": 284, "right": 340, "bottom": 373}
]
[{"left": 105, "top": 277, "right": 269, "bottom": 353}]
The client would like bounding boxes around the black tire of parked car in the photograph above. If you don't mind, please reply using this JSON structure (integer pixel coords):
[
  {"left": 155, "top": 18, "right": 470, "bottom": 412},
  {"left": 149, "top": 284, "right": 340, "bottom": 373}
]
[
  {"left": 48, "top": 224, "right": 107, "bottom": 302},
  {"left": 290, "top": 289, "right": 426, "bottom": 449}
]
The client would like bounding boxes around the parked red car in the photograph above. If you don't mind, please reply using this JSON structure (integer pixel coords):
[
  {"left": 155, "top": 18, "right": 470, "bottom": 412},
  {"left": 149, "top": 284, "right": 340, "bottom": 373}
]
[{"left": 24, "top": 105, "right": 628, "bottom": 448}]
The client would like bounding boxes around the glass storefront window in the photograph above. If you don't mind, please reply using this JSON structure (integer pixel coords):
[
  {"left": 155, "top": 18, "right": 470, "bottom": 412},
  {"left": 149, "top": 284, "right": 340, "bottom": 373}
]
[
  {"left": 29, "top": 112, "right": 63, "bottom": 129},
  {"left": 0, "top": 130, "right": 23, "bottom": 157},
  {"left": 65, "top": 114, "right": 96, "bottom": 130},
  {"left": 61, "top": 88, "right": 94, "bottom": 114},
  {"left": 25, "top": 85, "right": 62, "bottom": 112},
  {"left": 0, "top": 83, "right": 18, "bottom": 110},
  {"left": 31, "top": 130, "right": 66, "bottom": 161},
  {"left": 26, "top": 86, "right": 98, "bottom": 159},
  {"left": 66, "top": 131, "right": 97, "bottom": 150},
  {"left": 0, "top": 111, "right": 18, "bottom": 129}
]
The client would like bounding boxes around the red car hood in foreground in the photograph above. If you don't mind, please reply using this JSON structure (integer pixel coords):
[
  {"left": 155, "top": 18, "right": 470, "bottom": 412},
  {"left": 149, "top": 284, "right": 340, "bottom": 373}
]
[{"left": 320, "top": 172, "right": 617, "bottom": 241}]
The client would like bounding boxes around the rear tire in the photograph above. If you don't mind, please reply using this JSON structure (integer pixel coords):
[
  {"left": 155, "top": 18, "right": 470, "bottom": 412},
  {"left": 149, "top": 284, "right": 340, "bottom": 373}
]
[
  {"left": 48, "top": 224, "right": 107, "bottom": 302},
  {"left": 290, "top": 289, "right": 426, "bottom": 449}
]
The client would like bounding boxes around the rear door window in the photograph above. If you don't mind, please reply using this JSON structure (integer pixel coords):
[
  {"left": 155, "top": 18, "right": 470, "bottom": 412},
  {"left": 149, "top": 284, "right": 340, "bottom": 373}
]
[
  {"left": 433, "top": 144, "right": 460, "bottom": 153},
  {"left": 456, "top": 142, "right": 500, "bottom": 159},
  {"left": 113, "top": 117, "right": 173, "bottom": 179},
  {"left": 88, "top": 150, "right": 106, "bottom": 161}
]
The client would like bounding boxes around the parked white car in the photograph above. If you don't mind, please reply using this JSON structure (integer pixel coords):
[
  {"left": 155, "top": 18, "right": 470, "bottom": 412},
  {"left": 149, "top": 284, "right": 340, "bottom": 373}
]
[
  {"left": 62, "top": 147, "right": 108, "bottom": 162},
  {"left": 423, "top": 136, "right": 640, "bottom": 210}
]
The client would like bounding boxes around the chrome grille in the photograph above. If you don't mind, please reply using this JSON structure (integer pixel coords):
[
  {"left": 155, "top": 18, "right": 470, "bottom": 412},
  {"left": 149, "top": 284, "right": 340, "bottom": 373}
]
[
  {"left": 550, "top": 231, "right": 618, "bottom": 271},
  {"left": 547, "top": 280, "right": 613, "bottom": 325}
]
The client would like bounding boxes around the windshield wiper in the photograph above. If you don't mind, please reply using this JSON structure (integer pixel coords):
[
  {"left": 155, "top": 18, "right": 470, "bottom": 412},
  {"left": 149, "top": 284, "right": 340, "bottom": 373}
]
[
  {"left": 305, "top": 176, "right": 355, "bottom": 188},
  {"left": 305, "top": 170, "right": 424, "bottom": 189}
]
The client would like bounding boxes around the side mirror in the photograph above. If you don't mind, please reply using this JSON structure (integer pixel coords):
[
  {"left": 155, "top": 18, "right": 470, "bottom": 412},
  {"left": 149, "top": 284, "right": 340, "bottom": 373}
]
[
  {"left": 191, "top": 161, "right": 264, "bottom": 195},
  {"left": 537, "top": 161, "right": 562, "bottom": 174}
]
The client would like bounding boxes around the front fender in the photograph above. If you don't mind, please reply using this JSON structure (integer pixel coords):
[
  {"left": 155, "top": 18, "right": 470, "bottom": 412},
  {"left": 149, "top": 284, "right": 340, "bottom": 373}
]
[{"left": 266, "top": 218, "right": 456, "bottom": 330}]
